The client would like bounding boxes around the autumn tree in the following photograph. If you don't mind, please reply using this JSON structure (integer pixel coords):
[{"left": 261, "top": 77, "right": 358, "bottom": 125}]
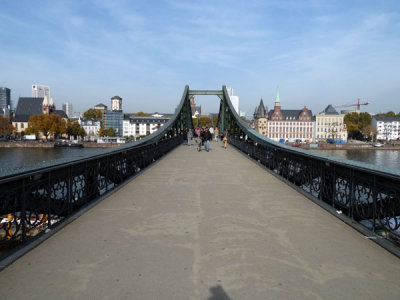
[
  {"left": 66, "top": 121, "right": 86, "bottom": 139},
  {"left": 0, "top": 115, "right": 14, "bottom": 135},
  {"left": 83, "top": 108, "right": 103, "bottom": 120},
  {"left": 98, "top": 127, "right": 114, "bottom": 137},
  {"left": 136, "top": 112, "right": 149, "bottom": 117},
  {"left": 375, "top": 111, "right": 399, "bottom": 117},
  {"left": 361, "top": 125, "right": 378, "bottom": 142},
  {"left": 344, "top": 112, "right": 372, "bottom": 140},
  {"left": 213, "top": 115, "right": 218, "bottom": 127},
  {"left": 28, "top": 114, "right": 67, "bottom": 140}
]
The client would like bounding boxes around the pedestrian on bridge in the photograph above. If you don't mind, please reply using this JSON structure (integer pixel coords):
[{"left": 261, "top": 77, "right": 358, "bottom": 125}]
[
  {"left": 223, "top": 129, "right": 228, "bottom": 149},
  {"left": 183, "top": 128, "right": 188, "bottom": 145},
  {"left": 203, "top": 127, "right": 212, "bottom": 152},
  {"left": 187, "top": 129, "right": 193, "bottom": 146},
  {"left": 214, "top": 127, "right": 219, "bottom": 141}
]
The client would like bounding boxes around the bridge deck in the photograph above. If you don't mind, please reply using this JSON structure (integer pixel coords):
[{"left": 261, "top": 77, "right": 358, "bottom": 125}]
[{"left": 1, "top": 141, "right": 400, "bottom": 299}]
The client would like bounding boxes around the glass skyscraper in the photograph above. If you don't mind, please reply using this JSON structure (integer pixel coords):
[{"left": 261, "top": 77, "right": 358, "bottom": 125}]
[{"left": 0, "top": 87, "right": 11, "bottom": 113}]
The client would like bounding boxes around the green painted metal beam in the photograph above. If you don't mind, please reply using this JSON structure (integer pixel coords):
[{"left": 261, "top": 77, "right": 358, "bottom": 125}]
[{"left": 188, "top": 90, "right": 224, "bottom": 96}]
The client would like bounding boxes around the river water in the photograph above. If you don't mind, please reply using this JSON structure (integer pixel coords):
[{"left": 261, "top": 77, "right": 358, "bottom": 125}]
[
  {"left": 0, "top": 147, "right": 399, "bottom": 172},
  {"left": 0, "top": 147, "right": 104, "bottom": 170},
  {"left": 312, "top": 149, "right": 400, "bottom": 171}
]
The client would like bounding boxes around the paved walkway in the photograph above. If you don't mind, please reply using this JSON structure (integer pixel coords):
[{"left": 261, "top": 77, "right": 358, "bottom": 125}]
[{"left": 1, "top": 141, "right": 400, "bottom": 299}]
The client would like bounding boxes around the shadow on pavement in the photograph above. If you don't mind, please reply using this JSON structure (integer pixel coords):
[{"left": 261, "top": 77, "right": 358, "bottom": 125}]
[{"left": 208, "top": 285, "right": 231, "bottom": 300}]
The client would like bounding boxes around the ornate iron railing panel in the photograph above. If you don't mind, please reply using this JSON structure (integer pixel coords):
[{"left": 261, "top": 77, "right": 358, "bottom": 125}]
[
  {"left": 0, "top": 136, "right": 183, "bottom": 253},
  {"left": 230, "top": 135, "right": 400, "bottom": 246}
]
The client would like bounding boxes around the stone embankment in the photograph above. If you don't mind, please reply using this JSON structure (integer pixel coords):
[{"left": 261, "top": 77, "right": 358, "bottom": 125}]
[
  {"left": 300, "top": 143, "right": 400, "bottom": 150},
  {"left": 0, "top": 141, "right": 122, "bottom": 148}
]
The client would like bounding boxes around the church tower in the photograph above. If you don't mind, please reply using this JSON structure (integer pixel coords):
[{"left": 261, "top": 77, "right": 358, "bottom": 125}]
[
  {"left": 271, "top": 89, "right": 283, "bottom": 121},
  {"left": 42, "top": 96, "right": 55, "bottom": 114},
  {"left": 111, "top": 96, "right": 122, "bottom": 111}
]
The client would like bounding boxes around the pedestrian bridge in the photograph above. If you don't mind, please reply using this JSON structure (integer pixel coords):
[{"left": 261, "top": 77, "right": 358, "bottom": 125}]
[
  {"left": 1, "top": 86, "right": 400, "bottom": 299},
  {"left": 1, "top": 142, "right": 400, "bottom": 299}
]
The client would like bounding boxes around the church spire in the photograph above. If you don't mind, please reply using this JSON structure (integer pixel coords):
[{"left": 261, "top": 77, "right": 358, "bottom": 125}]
[{"left": 275, "top": 88, "right": 280, "bottom": 103}]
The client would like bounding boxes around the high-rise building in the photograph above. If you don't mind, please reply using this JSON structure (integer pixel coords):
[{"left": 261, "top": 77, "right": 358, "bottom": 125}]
[
  {"left": 32, "top": 85, "right": 50, "bottom": 99},
  {"left": 62, "top": 102, "right": 73, "bottom": 118},
  {"left": 0, "top": 87, "right": 11, "bottom": 115},
  {"left": 226, "top": 87, "right": 239, "bottom": 114}
]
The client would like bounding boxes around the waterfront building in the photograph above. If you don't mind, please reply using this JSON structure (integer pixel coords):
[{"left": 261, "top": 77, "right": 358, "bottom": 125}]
[
  {"left": 103, "top": 110, "right": 123, "bottom": 136},
  {"left": 372, "top": 116, "right": 400, "bottom": 141},
  {"left": 62, "top": 102, "right": 73, "bottom": 118},
  {"left": 94, "top": 103, "right": 108, "bottom": 110},
  {"left": 79, "top": 118, "right": 101, "bottom": 141},
  {"left": 254, "top": 91, "right": 313, "bottom": 142},
  {"left": 0, "top": 87, "right": 11, "bottom": 116},
  {"left": 123, "top": 113, "right": 171, "bottom": 138},
  {"left": 12, "top": 97, "right": 68, "bottom": 135},
  {"left": 102, "top": 96, "right": 123, "bottom": 136},
  {"left": 32, "top": 85, "right": 50, "bottom": 99},
  {"left": 314, "top": 105, "right": 347, "bottom": 142}
]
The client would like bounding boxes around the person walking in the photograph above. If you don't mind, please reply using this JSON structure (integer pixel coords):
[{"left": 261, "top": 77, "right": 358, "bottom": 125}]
[
  {"left": 187, "top": 129, "right": 193, "bottom": 146},
  {"left": 209, "top": 126, "right": 214, "bottom": 141},
  {"left": 195, "top": 127, "right": 201, "bottom": 143},
  {"left": 214, "top": 127, "right": 219, "bottom": 141},
  {"left": 203, "top": 127, "right": 212, "bottom": 152},
  {"left": 223, "top": 129, "right": 228, "bottom": 149},
  {"left": 183, "top": 128, "right": 188, "bottom": 145}
]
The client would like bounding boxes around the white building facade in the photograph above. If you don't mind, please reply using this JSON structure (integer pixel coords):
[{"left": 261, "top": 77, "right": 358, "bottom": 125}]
[
  {"left": 123, "top": 114, "right": 171, "bottom": 139},
  {"left": 314, "top": 105, "right": 348, "bottom": 142},
  {"left": 372, "top": 116, "right": 400, "bottom": 141},
  {"left": 79, "top": 118, "right": 101, "bottom": 141}
]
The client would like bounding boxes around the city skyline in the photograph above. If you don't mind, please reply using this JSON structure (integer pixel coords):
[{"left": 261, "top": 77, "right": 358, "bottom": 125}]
[{"left": 1, "top": 0, "right": 399, "bottom": 115}]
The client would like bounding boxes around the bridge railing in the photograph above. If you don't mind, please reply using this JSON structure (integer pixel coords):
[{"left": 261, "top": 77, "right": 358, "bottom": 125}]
[
  {"left": 229, "top": 134, "right": 400, "bottom": 246},
  {"left": 0, "top": 135, "right": 183, "bottom": 253},
  {"left": 219, "top": 86, "right": 400, "bottom": 247},
  {"left": 0, "top": 86, "right": 193, "bottom": 256}
]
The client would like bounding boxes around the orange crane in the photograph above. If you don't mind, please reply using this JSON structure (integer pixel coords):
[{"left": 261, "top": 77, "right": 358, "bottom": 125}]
[{"left": 334, "top": 99, "right": 370, "bottom": 112}]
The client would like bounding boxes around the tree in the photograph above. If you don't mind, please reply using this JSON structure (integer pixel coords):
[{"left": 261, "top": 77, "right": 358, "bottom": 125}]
[
  {"left": 83, "top": 108, "right": 103, "bottom": 120},
  {"left": 361, "top": 125, "right": 377, "bottom": 141},
  {"left": 199, "top": 117, "right": 211, "bottom": 128},
  {"left": 0, "top": 115, "right": 14, "bottom": 135},
  {"left": 344, "top": 112, "right": 372, "bottom": 140},
  {"left": 213, "top": 115, "right": 218, "bottom": 128},
  {"left": 376, "top": 111, "right": 398, "bottom": 117},
  {"left": 67, "top": 121, "right": 86, "bottom": 139},
  {"left": 28, "top": 114, "right": 67, "bottom": 140},
  {"left": 136, "top": 112, "right": 149, "bottom": 116},
  {"left": 50, "top": 114, "right": 67, "bottom": 139},
  {"left": 106, "top": 128, "right": 115, "bottom": 137}
]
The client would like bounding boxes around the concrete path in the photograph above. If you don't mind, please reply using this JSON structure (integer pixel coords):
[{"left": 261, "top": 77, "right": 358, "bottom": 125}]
[{"left": 1, "top": 141, "right": 400, "bottom": 299}]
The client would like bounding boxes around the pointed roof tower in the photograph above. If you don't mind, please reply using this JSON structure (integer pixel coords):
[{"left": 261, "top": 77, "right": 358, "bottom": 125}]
[
  {"left": 42, "top": 96, "right": 49, "bottom": 106},
  {"left": 254, "top": 98, "right": 267, "bottom": 119}
]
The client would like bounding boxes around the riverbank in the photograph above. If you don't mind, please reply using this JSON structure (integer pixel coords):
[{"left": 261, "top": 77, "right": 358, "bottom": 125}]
[
  {"left": 299, "top": 144, "right": 400, "bottom": 150},
  {"left": 0, "top": 141, "right": 124, "bottom": 148}
]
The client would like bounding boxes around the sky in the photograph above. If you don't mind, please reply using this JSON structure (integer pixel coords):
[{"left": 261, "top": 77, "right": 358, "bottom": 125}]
[{"left": 1, "top": 0, "right": 400, "bottom": 116}]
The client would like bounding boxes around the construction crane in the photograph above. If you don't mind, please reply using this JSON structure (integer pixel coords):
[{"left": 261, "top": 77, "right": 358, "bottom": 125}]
[{"left": 334, "top": 99, "right": 370, "bottom": 112}]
